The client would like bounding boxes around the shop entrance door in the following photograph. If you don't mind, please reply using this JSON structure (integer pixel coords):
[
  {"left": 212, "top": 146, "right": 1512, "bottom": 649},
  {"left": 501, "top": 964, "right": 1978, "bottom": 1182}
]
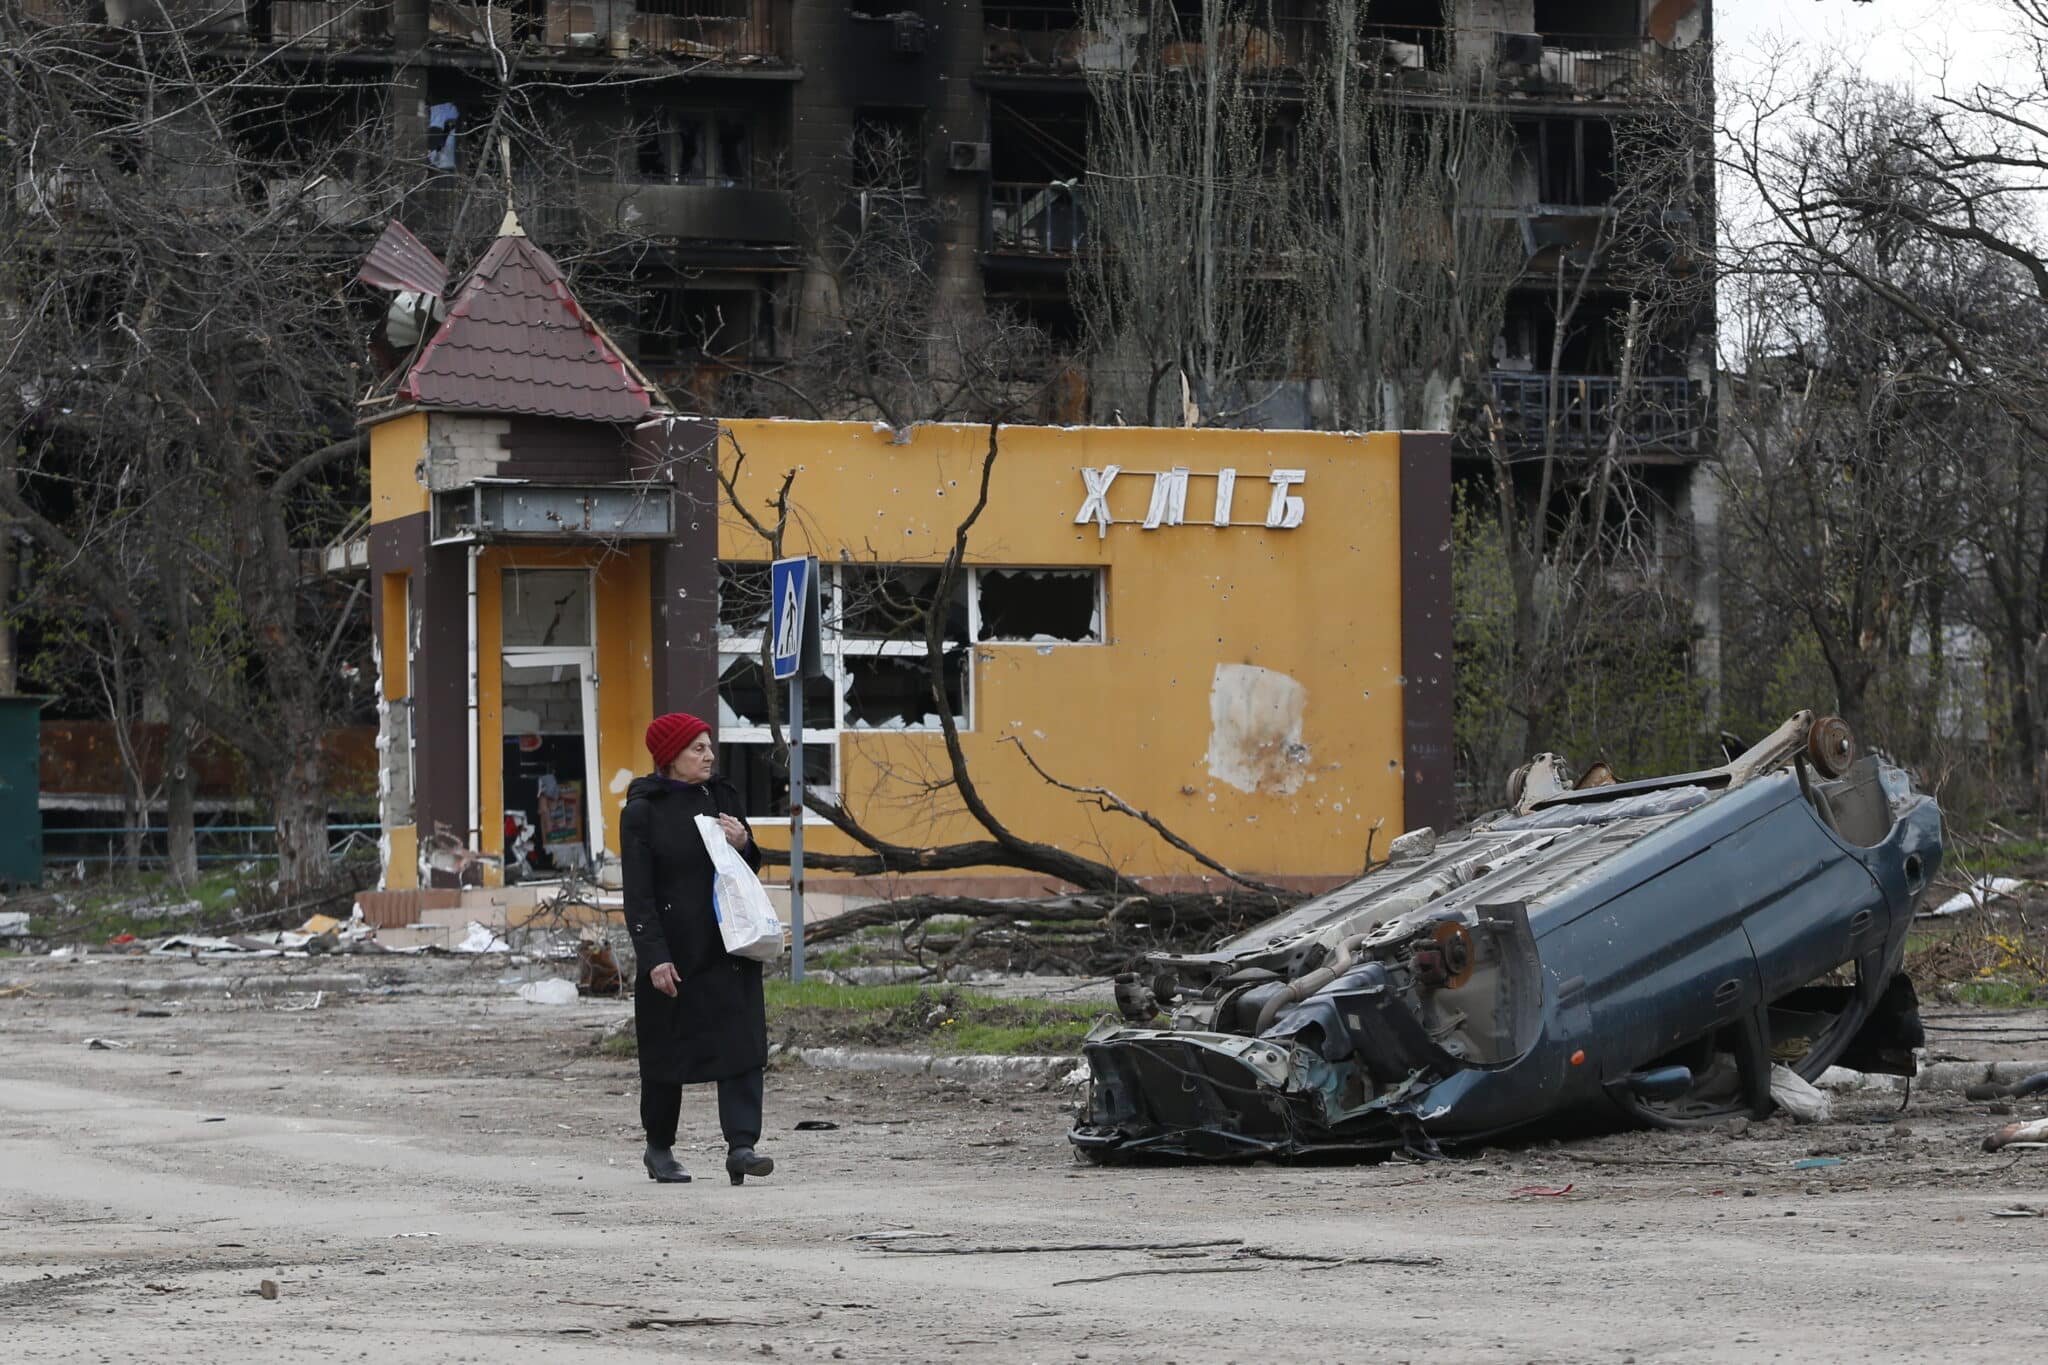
[{"left": 500, "top": 649, "right": 601, "bottom": 881}]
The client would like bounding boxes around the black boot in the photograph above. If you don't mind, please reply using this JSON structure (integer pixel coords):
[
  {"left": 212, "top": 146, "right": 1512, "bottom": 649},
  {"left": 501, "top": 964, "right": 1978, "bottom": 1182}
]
[
  {"left": 725, "top": 1147, "right": 774, "bottom": 1185},
  {"left": 643, "top": 1145, "right": 692, "bottom": 1183}
]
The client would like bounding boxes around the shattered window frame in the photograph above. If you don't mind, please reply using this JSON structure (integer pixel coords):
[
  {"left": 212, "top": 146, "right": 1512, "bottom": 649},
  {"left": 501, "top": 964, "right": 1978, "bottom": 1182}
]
[
  {"left": 973, "top": 567, "right": 1104, "bottom": 645},
  {"left": 717, "top": 560, "right": 979, "bottom": 818}
]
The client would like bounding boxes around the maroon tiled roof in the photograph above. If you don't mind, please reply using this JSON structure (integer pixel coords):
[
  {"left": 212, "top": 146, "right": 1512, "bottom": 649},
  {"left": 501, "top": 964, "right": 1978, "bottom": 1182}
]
[{"left": 398, "top": 227, "right": 661, "bottom": 423}]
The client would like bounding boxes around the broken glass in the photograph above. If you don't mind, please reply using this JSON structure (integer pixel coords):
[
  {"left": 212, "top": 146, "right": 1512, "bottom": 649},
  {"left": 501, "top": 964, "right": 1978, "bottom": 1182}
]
[
  {"left": 719, "top": 651, "right": 834, "bottom": 730},
  {"left": 975, "top": 568, "right": 1100, "bottom": 643},
  {"left": 842, "top": 646, "right": 967, "bottom": 729}
]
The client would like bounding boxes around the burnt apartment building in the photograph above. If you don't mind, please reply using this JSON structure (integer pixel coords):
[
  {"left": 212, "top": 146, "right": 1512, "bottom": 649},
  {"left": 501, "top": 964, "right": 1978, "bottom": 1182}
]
[{"left": 14, "top": 0, "right": 1715, "bottom": 445}]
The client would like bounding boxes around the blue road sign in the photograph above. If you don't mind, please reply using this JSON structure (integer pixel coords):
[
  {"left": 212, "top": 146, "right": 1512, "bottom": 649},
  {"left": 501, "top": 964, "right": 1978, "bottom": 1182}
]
[{"left": 770, "top": 556, "right": 811, "bottom": 681}]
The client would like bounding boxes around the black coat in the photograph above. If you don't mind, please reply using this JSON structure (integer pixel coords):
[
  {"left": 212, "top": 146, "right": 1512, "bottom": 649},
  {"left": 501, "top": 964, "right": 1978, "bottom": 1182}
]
[{"left": 621, "top": 774, "right": 767, "bottom": 1085}]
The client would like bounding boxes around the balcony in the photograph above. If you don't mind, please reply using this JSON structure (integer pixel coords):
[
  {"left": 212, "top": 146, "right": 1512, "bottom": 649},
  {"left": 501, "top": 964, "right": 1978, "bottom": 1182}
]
[
  {"left": 975, "top": 7, "right": 1678, "bottom": 105},
  {"left": 594, "top": 182, "right": 796, "bottom": 245},
  {"left": 61, "top": 0, "right": 788, "bottom": 66},
  {"left": 988, "top": 181, "right": 1085, "bottom": 257},
  {"left": 1490, "top": 30, "right": 1668, "bottom": 102},
  {"left": 1488, "top": 373, "right": 1701, "bottom": 457}
]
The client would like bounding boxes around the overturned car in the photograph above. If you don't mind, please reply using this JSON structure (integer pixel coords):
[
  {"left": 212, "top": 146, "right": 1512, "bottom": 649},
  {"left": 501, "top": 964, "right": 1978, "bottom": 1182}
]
[{"left": 1072, "top": 713, "right": 1943, "bottom": 1161}]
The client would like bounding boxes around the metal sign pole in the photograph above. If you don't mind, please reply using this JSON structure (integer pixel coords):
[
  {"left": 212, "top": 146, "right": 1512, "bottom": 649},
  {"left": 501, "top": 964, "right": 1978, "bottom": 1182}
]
[{"left": 788, "top": 669, "right": 805, "bottom": 984}]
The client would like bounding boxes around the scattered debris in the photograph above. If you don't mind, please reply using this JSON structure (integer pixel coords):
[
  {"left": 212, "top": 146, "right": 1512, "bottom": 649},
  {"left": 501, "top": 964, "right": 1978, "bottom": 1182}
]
[
  {"left": 258, "top": 1279, "right": 279, "bottom": 1300},
  {"left": 516, "top": 979, "right": 579, "bottom": 1006},
  {"left": 795, "top": 1120, "right": 840, "bottom": 1131},
  {"left": 1791, "top": 1157, "right": 1843, "bottom": 1170},
  {"left": 276, "top": 992, "right": 325, "bottom": 1013},
  {"left": 1923, "top": 876, "right": 2035, "bottom": 919},
  {"left": 1511, "top": 1184, "right": 1576, "bottom": 1197},
  {"left": 84, "top": 1037, "right": 129, "bottom": 1050},
  {"left": 0, "top": 911, "right": 31, "bottom": 937},
  {"left": 456, "top": 922, "right": 511, "bottom": 954},
  {"left": 1988, "top": 1206, "right": 2044, "bottom": 1219},
  {"left": 1983, "top": 1118, "right": 2048, "bottom": 1153},
  {"left": 628, "top": 1317, "right": 766, "bottom": 1330}
]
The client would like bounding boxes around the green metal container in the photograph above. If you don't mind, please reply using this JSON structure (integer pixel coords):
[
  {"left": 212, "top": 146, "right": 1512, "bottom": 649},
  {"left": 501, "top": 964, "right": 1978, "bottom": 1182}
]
[{"left": 0, "top": 696, "right": 45, "bottom": 886}]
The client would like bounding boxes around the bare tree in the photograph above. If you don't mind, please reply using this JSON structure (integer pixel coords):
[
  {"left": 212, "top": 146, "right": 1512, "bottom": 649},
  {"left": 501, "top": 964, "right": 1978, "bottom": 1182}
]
[
  {"left": 1074, "top": 0, "right": 1307, "bottom": 425},
  {"left": 0, "top": 8, "right": 635, "bottom": 888},
  {"left": 1298, "top": 0, "right": 1520, "bottom": 433},
  {"left": 1717, "top": 66, "right": 2048, "bottom": 807}
]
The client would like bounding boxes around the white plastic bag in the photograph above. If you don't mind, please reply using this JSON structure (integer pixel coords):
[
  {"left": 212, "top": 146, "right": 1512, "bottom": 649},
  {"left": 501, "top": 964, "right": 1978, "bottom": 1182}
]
[
  {"left": 1769, "top": 1064, "right": 1832, "bottom": 1124},
  {"left": 694, "top": 814, "right": 785, "bottom": 963}
]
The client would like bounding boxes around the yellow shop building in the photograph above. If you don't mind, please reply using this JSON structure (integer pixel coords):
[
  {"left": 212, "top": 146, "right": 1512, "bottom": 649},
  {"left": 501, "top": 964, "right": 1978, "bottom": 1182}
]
[{"left": 359, "top": 219, "right": 1452, "bottom": 897}]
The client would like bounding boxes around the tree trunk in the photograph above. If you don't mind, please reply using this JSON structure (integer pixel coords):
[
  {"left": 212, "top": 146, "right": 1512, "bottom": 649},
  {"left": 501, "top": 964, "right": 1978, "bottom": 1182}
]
[
  {"left": 271, "top": 743, "right": 330, "bottom": 894},
  {"left": 165, "top": 713, "right": 199, "bottom": 886}
]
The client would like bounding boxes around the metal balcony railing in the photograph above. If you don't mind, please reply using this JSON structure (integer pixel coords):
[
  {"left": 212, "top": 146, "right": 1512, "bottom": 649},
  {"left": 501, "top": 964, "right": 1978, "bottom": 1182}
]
[
  {"left": 989, "top": 181, "right": 1086, "bottom": 256},
  {"left": 77, "top": 0, "right": 786, "bottom": 64},
  {"left": 1488, "top": 372, "right": 1700, "bottom": 454},
  {"left": 978, "top": 8, "right": 1668, "bottom": 100}
]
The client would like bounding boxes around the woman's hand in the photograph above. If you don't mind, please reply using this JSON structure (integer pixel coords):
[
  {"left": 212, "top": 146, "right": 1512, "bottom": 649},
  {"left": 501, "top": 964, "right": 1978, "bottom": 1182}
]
[
  {"left": 650, "top": 962, "right": 679, "bottom": 996},
  {"left": 717, "top": 814, "right": 750, "bottom": 851}
]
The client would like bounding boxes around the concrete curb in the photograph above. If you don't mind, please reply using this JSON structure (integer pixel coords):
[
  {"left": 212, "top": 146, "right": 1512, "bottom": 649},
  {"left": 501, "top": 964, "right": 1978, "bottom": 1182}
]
[
  {"left": 0, "top": 973, "right": 369, "bottom": 999},
  {"left": 773, "top": 1044, "right": 1080, "bottom": 1086},
  {"left": 1817, "top": 1060, "right": 2048, "bottom": 1095}
]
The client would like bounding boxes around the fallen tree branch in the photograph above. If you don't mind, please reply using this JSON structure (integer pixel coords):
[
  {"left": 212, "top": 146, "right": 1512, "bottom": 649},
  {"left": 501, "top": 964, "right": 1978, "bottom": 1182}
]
[
  {"left": 875, "top": 1237, "right": 1241, "bottom": 1257},
  {"left": 1003, "top": 737, "right": 1295, "bottom": 899},
  {"left": 1049, "top": 1265, "right": 1262, "bottom": 1287}
]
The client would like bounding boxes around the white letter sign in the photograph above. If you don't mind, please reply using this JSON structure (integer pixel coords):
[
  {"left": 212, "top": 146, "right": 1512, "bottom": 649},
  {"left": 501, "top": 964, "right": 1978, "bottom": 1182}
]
[
  {"left": 1212, "top": 467, "right": 1237, "bottom": 526},
  {"left": 1265, "top": 470, "right": 1306, "bottom": 529},
  {"left": 1142, "top": 467, "right": 1190, "bottom": 529},
  {"left": 1074, "top": 465, "right": 1120, "bottom": 539}
]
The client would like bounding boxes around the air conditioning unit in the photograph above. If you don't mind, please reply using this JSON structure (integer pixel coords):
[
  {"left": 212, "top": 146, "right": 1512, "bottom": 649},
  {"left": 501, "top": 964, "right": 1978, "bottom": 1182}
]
[
  {"left": 948, "top": 141, "right": 991, "bottom": 174},
  {"left": 891, "top": 13, "right": 926, "bottom": 53}
]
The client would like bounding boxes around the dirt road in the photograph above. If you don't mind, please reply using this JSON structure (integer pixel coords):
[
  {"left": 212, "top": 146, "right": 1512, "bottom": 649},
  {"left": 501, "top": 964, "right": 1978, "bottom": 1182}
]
[{"left": 3, "top": 968, "right": 2045, "bottom": 1363}]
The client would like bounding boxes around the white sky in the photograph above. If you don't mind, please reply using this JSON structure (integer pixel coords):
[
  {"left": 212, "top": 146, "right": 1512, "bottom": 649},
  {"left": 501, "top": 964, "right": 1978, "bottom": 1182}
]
[{"left": 1714, "top": 0, "right": 2028, "bottom": 95}]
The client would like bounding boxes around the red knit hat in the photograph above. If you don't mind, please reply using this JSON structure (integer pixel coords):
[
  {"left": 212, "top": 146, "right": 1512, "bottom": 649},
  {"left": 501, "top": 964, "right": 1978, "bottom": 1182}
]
[{"left": 645, "top": 712, "right": 711, "bottom": 770}]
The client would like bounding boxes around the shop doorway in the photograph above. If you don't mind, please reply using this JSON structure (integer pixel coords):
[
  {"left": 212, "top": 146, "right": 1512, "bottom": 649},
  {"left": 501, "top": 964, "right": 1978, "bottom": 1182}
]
[
  {"left": 501, "top": 653, "right": 599, "bottom": 881},
  {"left": 500, "top": 568, "right": 600, "bottom": 882}
]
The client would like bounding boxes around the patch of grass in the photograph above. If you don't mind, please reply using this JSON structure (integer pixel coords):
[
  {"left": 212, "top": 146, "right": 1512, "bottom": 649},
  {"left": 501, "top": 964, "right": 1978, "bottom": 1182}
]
[
  {"left": 1970, "top": 837, "right": 2048, "bottom": 878},
  {"left": 600, "top": 1030, "right": 637, "bottom": 1059},
  {"left": 1950, "top": 980, "right": 2043, "bottom": 1008},
  {"left": 765, "top": 980, "right": 929, "bottom": 1011},
  {"left": 29, "top": 867, "right": 272, "bottom": 944}
]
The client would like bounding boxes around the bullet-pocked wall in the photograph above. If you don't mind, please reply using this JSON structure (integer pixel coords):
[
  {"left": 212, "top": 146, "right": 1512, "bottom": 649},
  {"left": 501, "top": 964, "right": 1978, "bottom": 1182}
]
[{"left": 716, "top": 421, "right": 1454, "bottom": 894}]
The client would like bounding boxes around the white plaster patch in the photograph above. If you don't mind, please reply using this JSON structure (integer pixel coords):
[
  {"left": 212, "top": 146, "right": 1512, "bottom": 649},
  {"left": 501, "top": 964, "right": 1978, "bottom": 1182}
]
[
  {"left": 502, "top": 705, "right": 542, "bottom": 733},
  {"left": 610, "top": 768, "right": 635, "bottom": 795},
  {"left": 1204, "top": 663, "right": 1310, "bottom": 796}
]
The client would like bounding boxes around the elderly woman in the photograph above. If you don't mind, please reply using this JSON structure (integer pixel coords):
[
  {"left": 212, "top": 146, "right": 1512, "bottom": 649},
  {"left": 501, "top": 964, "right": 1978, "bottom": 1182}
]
[{"left": 621, "top": 712, "right": 775, "bottom": 1186}]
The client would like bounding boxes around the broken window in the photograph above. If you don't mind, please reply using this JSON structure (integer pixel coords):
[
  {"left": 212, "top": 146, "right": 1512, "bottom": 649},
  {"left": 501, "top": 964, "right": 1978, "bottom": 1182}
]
[
  {"left": 975, "top": 568, "right": 1101, "bottom": 643},
  {"left": 851, "top": 108, "right": 926, "bottom": 192},
  {"left": 717, "top": 561, "right": 772, "bottom": 638},
  {"left": 712, "top": 560, "right": 974, "bottom": 809},
  {"left": 843, "top": 648, "right": 968, "bottom": 730},
  {"left": 636, "top": 111, "right": 751, "bottom": 186},
  {"left": 720, "top": 742, "right": 835, "bottom": 819},
  {"left": 717, "top": 651, "right": 834, "bottom": 730},
  {"left": 638, "top": 285, "right": 775, "bottom": 362},
  {"left": 1519, "top": 117, "right": 1617, "bottom": 207}
]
